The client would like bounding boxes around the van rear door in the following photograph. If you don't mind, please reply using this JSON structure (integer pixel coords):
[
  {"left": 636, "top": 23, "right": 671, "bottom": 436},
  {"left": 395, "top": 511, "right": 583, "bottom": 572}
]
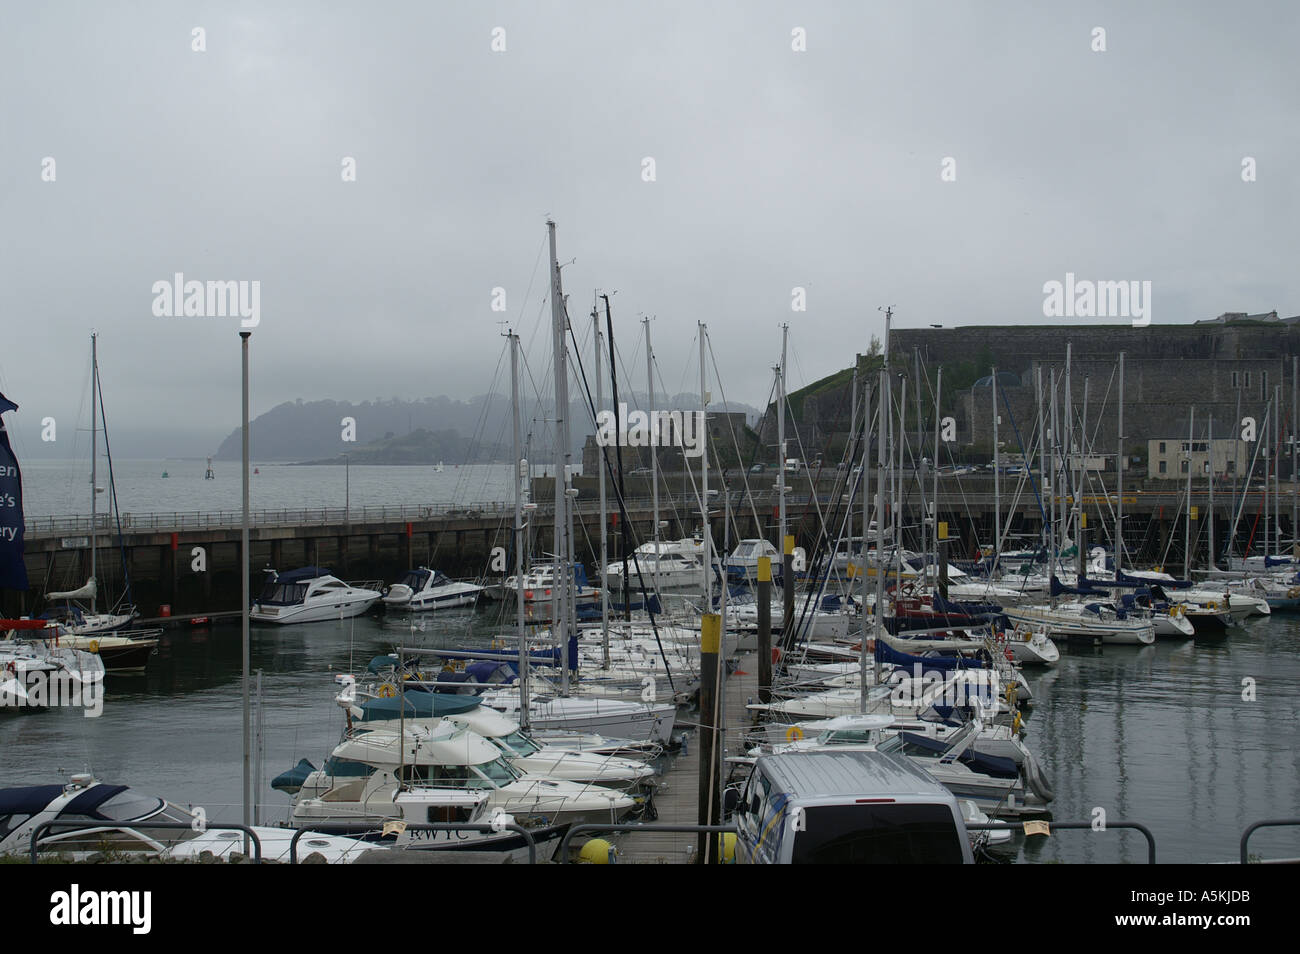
[{"left": 787, "top": 802, "right": 969, "bottom": 863}]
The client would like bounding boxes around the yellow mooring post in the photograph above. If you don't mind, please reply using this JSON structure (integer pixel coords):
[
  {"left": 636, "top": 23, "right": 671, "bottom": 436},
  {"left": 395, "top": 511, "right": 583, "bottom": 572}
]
[
  {"left": 757, "top": 556, "right": 772, "bottom": 703},
  {"left": 697, "top": 612, "right": 722, "bottom": 864}
]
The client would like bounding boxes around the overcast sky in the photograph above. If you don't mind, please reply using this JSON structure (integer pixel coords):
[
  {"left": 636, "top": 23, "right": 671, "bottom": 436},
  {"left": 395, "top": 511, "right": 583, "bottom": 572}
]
[{"left": 2, "top": 1, "right": 1297, "bottom": 459}]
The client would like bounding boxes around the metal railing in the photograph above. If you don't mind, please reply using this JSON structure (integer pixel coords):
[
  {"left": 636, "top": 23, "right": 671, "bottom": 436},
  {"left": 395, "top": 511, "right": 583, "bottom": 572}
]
[
  {"left": 24, "top": 492, "right": 795, "bottom": 538},
  {"left": 1239, "top": 818, "right": 1300, "bottom": 863},
  {"left": 558, "top": 822, "right": 736, "bottom": 862},
  {"left": 964, "top": 821, "right": 1157, "bottom": 864},
  {"left": 287, "top": 821, "right": 540, "bottom": 864},
  {"left": 29, "top": 820, "right": 263, "bottom": 863}
]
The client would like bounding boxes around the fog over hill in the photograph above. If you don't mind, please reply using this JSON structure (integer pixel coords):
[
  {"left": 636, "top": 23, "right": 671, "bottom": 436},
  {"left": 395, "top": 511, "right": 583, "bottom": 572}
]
[{"left": 213, "top": 393, "right": 759, "bottom": 463}]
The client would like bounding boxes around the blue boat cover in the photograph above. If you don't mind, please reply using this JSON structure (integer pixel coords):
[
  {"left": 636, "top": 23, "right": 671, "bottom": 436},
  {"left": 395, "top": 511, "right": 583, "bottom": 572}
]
[
  {"left": 898, "top": 732, "right": 1021, "bottom": 780},
  {"left": 271, "top": 758, "right": 317, "bottom": 793},
  {"left": 359, "top": 691, "right": 481, "bottom": 721},
  {"left": 275, "top": 566, "right": 331, "bottom": 582},
  {"left": 874, "top": 638, "right": 986, "bottom": 672},
  {"left": 0, "top": 784, "right": 65, "bottom": 816}
]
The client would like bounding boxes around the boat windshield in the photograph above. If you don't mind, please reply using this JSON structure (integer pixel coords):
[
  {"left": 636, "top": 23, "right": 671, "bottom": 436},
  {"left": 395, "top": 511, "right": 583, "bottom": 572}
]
[
  {"left": 471, "top": 758, "right": 519, "bottom": 788},
  {"left": 399, "top": 570, "right": 429, "bottom": 589},
  {"left": 498, "top": 731, "right": 542, "bottom": 756},
  {"left": 258, "top": 582, "right": 309, "bottom": 605}
]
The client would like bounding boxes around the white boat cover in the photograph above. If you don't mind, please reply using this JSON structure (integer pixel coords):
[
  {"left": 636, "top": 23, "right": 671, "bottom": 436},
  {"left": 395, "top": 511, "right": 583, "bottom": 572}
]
[{"left": 46, "top": 578, "right": 97, "bottom": 601}]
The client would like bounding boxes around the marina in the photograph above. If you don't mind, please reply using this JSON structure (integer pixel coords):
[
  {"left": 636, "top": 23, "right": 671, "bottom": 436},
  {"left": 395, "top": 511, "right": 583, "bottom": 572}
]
[{"left": 2, "top": 12, "right": 1297, "bottom": 937}]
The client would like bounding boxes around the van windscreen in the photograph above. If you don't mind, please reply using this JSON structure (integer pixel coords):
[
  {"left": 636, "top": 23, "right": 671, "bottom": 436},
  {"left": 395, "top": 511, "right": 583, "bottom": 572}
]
[{"left": 791, "top": 803, "right": 964, "bottom": 864}]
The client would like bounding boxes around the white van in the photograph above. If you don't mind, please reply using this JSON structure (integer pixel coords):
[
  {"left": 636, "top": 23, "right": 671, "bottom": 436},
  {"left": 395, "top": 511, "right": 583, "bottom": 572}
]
[{"left": 733, "top": 749, "right": 973, "bottom": 864}]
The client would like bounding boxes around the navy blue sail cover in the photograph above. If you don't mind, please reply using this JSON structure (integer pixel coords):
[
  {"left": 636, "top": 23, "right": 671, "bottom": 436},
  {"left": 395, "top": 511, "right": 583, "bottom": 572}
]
[{"left": 0, "top": 393, "right": 27, "bottom": 590}]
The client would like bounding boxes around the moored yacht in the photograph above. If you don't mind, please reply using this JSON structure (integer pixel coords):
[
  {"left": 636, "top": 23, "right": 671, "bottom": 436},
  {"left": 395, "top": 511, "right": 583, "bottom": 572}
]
[
  {"left": 250, "top": 567, "right": 382, "bottom": 624},
  {"left": 382, "top": 567, "right": 483, "bottom": 611}
]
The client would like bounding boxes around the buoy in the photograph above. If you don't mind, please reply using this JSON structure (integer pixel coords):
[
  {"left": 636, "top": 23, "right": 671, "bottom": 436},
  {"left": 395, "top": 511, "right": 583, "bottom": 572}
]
[
  {"left": 719, "top": 831, "right": 737, "bottom": 863},
  {"left": 578, "top": 838, "right": 615, "bottom": 864}
]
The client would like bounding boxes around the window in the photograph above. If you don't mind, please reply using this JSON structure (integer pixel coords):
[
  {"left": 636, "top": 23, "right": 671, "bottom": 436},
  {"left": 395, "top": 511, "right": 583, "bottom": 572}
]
[
  {"left": 1159, "top": 442, "right": 1166, "bottom": 453},
  {"left": 1261, "top": 371, "right": 1268, "bottom": 399},
  {"left": 1227, "top": 460, "right": 1236, "bottom": 474},
  {"left": 1245, "top": 372, "right": 1252, "bottom": 389},
  {"left": 1181, "top": 460, "right": 1189, "bottom": 473},
  {"left": 1232, "top": 372, "right": 1239, "bottom": 388},
  {"left": 1159, "top": 461, "right": 1167, "bottom": 474},
  {"left": 790, "top": 804, "right": 965, "bottom": 864}
]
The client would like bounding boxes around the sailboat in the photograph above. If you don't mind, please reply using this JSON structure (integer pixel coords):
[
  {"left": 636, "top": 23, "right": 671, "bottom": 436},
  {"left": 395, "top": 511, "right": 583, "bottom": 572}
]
[{"left": 43, "top": 336, "right": 160, "bottom": 670}]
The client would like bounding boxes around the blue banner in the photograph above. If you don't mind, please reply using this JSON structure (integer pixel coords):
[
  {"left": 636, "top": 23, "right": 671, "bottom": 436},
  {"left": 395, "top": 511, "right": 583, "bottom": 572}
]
[{"left": 0, "top": 392, "right": 28, "bottom": 590}]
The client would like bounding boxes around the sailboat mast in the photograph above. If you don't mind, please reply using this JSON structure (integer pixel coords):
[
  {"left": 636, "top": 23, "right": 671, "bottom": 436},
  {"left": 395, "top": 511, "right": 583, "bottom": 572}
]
[
  {"left": 510, "top": 331, "right": 530, "bottom": 727},
  {"left": 546, "top": 220, "right": 571, "bottom": 696},
  {"left": 873, "top": 366, "right": 889, "bottom": 688},
  {"left": 777, "top": 324, "right": 787, "bottom": 560},
  {"left": 992, "top": 366, "right": 1000, "bottom": 567},
  {"left": 859, "top": 369, "right": 871, "bottom": 711},
  {"left": 646, "top": 318, "right": 658, "bottom": 573},
  {"left": 1208, "top": 415, "right": 1215, "bottom": 570},
  {"left": 1116, "top": 352, "right": 1125, "bottom": 578},
  {"left": 933, "top": 367, "right": 941, "bottom": 578},
  {"left": 1275, "top": 384, "right": 1282, "bottom": 549},
  {"left": 699, "top": 322, "right": 711, "bottom": 610},
  {"left": 90, "top": 333, "right": 98, "bottom": 614},
  {"left": 1185, "top": 407, "right": 1195, "bottom": 578},
  {"left": 594, "top": 304, "right": 609, "bottom": 668}
]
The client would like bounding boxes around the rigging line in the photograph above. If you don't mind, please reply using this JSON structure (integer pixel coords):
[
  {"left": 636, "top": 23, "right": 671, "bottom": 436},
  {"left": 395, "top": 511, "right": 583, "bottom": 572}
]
[
  {"left": 564, "top": 298, "right": 676, "bottom": 691},
  {"left": 704, "top": 334, "right": 765, "bottom": 536},
  {"left": 94, "top": 352, "right": 133, "bottom": 612}
]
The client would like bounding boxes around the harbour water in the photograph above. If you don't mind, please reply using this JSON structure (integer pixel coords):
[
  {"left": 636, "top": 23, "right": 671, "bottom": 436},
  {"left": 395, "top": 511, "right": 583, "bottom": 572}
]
[{"left": 3, "top": 601, "right": 1298, "bottom": 864}]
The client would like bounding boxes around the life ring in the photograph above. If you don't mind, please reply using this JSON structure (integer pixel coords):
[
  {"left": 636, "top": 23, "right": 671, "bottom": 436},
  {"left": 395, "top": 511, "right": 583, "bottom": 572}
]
[
  {"left": 1004, "top": 647, "right": 1015, "bottom": 662},
  {"left": 88, "top": 639, "right": 100, "bottom": 654},
  {"left": 1206, "top": 601, "right": 1217, "bottom": 610},
  {"left": 376, "top": 683, "right": 397, "bottom": 698},
  {"left": 786, "top": 725, "right": 804, "bottom": 742}
]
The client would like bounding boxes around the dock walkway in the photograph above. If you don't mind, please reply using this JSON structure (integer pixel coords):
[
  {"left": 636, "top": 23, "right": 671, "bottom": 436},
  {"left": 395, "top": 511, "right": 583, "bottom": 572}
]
[{"left": 612, "top": 649, "right": 760, "bottom": 863}]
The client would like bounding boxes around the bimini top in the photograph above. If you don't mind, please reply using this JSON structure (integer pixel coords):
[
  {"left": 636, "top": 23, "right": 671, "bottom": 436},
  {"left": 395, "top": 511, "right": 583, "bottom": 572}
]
[
  {"left": 757, "top": 750, "right": 951, "bottom": 801},
  {"left": 273, "top": 566, "right": 332, "bottom": 583},
  {"left": 0, "top": 784, "right": 66, "bottom": 816}
]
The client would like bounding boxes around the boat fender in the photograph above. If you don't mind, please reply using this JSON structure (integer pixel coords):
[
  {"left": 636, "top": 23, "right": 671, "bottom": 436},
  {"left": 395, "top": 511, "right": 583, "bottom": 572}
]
[{"left": 1023, "top": 753, "right": 1055, "bottom": 803}]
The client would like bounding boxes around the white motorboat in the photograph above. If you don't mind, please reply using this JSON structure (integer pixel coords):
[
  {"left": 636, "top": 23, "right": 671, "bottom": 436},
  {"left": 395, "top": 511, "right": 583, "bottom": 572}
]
[
  {"left": 250, "top": 566, "right": 382, "bottom": 624},
  {"left": 1, "top": 622, "right": 105, "bottom": 711},
  {"left": 438, "top": 706, "right": 656, "bottom": 790},
  {"left": 479, "top": 686, "right": 677, "bottom": 745},
  {"left": 725, "top": 539, "right": 782, "bottom": 584},
  {"left": 2, "top": 776, "right": 376, "bottom": 863},
  {"left": 290, "top": 719, "right": 637, "bottom": 830},
  {"left": 382, "top": 567, "right": 483, "bottom": 611}
]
